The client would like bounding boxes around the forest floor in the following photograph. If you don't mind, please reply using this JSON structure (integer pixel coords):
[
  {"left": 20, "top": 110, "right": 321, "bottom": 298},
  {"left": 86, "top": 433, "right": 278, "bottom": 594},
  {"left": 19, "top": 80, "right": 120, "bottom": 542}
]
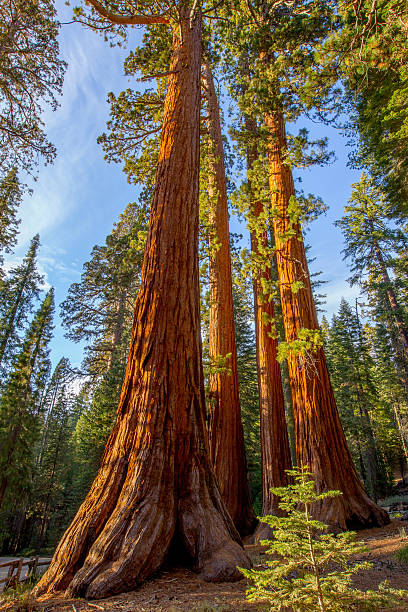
[{"left": 2, "top": 519, "right": 408, "bottom": 612}]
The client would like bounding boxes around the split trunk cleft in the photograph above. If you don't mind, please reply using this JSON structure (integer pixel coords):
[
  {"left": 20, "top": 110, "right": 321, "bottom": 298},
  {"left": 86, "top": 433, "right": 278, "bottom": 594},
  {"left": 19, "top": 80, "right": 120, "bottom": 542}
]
[{"left": 34, "top": 10, "right": 250, "bottom": 600}]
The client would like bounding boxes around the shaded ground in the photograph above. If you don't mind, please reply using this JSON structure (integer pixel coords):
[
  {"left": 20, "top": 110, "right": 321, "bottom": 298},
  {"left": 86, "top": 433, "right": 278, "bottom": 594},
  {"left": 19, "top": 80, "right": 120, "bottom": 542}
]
[{"left": 1, "top": 521, "right": 408, "bottom": 611}]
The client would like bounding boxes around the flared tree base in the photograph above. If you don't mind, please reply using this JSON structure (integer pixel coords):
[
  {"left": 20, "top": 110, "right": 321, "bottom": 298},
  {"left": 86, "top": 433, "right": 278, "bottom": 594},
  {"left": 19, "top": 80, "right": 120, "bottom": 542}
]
[
  {"left": 312, "top": 491, "right": 389, "bottom": 531},
  {"left": 33, "top": 421, "right": 251, "bottom": 601}
]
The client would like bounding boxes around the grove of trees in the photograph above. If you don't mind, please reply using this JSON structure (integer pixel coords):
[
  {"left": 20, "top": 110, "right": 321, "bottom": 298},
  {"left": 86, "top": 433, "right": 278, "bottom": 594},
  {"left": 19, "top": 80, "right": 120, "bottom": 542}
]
[{"left": 0, "top": 0, "right": 407, "bottom": 603}]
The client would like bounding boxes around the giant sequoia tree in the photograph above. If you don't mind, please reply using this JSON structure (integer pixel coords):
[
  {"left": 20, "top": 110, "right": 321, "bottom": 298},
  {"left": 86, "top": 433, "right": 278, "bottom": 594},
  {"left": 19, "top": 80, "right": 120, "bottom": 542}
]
[
  {"left": 266, "top": 112, "right": 388, "bottom": 529},
  {"left": 244, "top": 113, "right": 292, "bottom": 530},
  {"left": 222, "top": 0, "right": 389, "bottom": 529},
  {"left": 202, "top": 62, "right": 256, "bottom": 536},
  {"left": 35, "top": 0, "right": 249, "bottom": 599}
]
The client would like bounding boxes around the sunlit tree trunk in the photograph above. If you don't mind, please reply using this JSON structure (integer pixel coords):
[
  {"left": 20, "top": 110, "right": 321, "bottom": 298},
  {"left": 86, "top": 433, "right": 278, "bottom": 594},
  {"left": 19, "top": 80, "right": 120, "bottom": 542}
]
[
  {"left": 244, "top": 116, "right": 291, "bottom": 539},
  {"left": 265, "top": 110, "right": 389, "bottom": 529},
  {"left": 203, "top": 62, "right": 256, "bottom": 536},
  {"left": 34, "top": 12, "right": 250, "bottom": 600}
]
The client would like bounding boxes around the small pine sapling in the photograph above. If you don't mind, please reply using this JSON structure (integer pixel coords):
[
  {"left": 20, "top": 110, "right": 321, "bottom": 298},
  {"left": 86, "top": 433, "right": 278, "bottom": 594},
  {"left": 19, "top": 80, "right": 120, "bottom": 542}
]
[{"left": 240, "top": 466, "right": 408, "bottom": 611}]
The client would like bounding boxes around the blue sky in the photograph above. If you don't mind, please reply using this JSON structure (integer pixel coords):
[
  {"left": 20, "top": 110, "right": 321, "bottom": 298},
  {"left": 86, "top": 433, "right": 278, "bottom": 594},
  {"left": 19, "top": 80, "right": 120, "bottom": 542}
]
[{"left": 8, "top": 0, "right": 362, "bottom": 370}]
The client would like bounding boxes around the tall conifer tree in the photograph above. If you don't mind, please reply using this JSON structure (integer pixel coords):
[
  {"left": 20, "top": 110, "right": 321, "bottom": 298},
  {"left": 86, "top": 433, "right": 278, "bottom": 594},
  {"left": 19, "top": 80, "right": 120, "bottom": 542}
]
[
  {"left": 337, "top": 174, "right": 408, "bottom": 391},
  {"left": 243, "top": 114, "right": 292, "bottom": 531},
  {"left": 0, "top": 288, "right": 54, "bottom": 509},
  {"left": 202, "top": 61, "right": 256, "bottom": 536},
  {"left": 0, "top": 234, "right": 43, "bottom": 373},
  {"left": 36, "top": 1, "right": 249, "bottom": 599},
  {"left": 0, "top": 168, "right": 22, "bottom": 267},
  {"left": 220, "top": 0, "right": 388, "bottom": 529}
]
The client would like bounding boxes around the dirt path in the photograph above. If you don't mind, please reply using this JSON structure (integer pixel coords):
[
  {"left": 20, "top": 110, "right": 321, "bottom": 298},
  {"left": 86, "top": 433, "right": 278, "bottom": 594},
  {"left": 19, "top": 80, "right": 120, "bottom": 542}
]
[{"left": 2, "top": 521, "right": 408, "bottom": 611}]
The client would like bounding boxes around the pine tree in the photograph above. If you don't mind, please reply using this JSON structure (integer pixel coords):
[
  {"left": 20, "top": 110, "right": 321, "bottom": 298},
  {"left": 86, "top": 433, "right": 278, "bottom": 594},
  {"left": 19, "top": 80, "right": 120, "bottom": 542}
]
[
  {"left": 6, "top": 358, "right": 74, "bottom": 554},
  {"left": 324, "top": 299, "right": 388, "bottom": 500},
  {"left": 32, "top": 358, "right": 76, "bottom": 554},
  {"left": 241, "top": 467, "right": 408, "bottom": 612},
  {"left": 0, "top": 234, "right": 43, "bottom": 374},
  {"left": 336, "top": 174, "right": 408, "bottom": 393},
  {"left": 0, "top": 0, "right": 66, "bottom": 174},
  {"left": 368, "top": 321, "right": 408, "bottom": 469},
  {"left": 0, "top": 288, "right": 54, "bottom": 510},
  {"left": 0, "top": 168, "right": 22, "bottom": 267},
  {"left": 61, "top": 201, "right": 145, "bottom": 376}
]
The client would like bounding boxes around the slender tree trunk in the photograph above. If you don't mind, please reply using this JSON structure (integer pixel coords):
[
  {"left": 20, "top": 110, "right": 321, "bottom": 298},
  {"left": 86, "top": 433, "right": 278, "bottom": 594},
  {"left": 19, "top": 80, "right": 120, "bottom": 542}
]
[
  {"left": 371, "top": 236, "right": 408, "bottom": 355},
  {"left": 36, "top": 422, "right": 65, "bottom": 554},
  {"left": 244, "top": 116, "right": 291, "bottom": 538},
  {"left": 281, "top": 351, "right": 296, "bottom": 462},
  {"left": 393, "top": 399, "right": 408, "bottom": 464},
  {"left": 0, "top": 267, "right": 30, "bottom": 366},
  {"left": 370, "top": 237, "right": 408, "bottom": 397},
  {"left": 203, "top": 62, "right": 256, "bottom": 536},
  {"left": 34, "top": 13, "right": 249, "bottom": 600},
  {"left": 356, "top": 438, "right": 367, "bottom": 483},
  {"left": 0, "top": 476, "right": 8, "bottom": 508},
  {"left": 357, "top": 403, "right": 380, "bottom": 501},
  {"left": 107, "top": 291, "right": 126, "bottom": 370},
  {"left": 353, "top": 304, "right": 384, "bottom": 501},
  {"left": 12, "top": 508, "right": 27, "bottom": 554},
  {"left": 265, "top": 110, "right": 389, "bottom": 529}
]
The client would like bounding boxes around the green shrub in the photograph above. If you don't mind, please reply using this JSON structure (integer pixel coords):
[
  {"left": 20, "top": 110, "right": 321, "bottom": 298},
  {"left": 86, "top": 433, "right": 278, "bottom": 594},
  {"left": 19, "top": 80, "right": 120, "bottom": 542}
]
[
  {"left": 396, "top": 544, "right": 408, "bottom": 565},
  {"left": 240, "top": 466, "right": 408, "bottom": 611}
]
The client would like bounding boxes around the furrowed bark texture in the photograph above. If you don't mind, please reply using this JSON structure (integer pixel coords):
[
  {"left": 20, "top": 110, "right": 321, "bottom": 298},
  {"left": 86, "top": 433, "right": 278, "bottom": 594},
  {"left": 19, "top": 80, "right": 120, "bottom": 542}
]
[
  {"left": 251, "top": 213, "right": 292, "bottom": 515},
  {"left": 265, "top": 111, "right": 389, "bottom": 530},
  {"left": 203, "top": 62, "right": 256, "bottom": 537},
  {"left": 245, "top": 117, "right": 291, "bottom": 533},
  {"left": 34, "top": 13, "right": 250, "bottom": 600}
]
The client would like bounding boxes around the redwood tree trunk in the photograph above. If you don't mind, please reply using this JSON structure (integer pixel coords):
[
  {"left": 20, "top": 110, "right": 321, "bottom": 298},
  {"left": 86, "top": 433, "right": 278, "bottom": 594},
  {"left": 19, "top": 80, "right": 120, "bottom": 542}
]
[
  {"left": 244, "top": 117, "right": 291, "bottom": 536},
  {"left": 203, "top": 62, "right": 256, "bottom": 537},
  {"left": 34, "top": 13, "right": 249, "bottom": 600},
  {"left": 265, "top": 110, "right": 389, "bottom": 530}
]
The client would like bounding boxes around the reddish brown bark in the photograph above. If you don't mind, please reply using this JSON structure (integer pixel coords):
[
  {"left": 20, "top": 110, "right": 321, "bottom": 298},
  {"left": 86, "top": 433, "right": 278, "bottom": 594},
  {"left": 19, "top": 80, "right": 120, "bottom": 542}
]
[
  {"left": 265, "top": 110, "right": 389, "bottom": 530},
  {"left": 34, "top": 12, "right": 250, "bottom": 600},
  {"left": 244, "top": 118, "right": 292, "bottom": 538},
  {"left": 251, "top": 213, "right": 292, "bottom": 511},
  {"left": 203, "top": 62, "right": 256, "bottom": 537}
]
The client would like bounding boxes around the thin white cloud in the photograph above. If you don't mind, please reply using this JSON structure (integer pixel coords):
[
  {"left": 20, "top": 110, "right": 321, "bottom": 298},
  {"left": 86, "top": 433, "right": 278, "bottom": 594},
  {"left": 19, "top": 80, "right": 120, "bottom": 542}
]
[{"left": 17, "top": 4, "right": 138, "bottom": 251}]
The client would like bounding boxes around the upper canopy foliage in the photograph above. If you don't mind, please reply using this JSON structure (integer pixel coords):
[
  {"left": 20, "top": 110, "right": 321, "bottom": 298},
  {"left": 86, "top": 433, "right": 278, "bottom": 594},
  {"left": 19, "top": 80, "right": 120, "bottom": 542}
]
[{"left": 0, "top": 0, "right": 66, "bottom": 175}]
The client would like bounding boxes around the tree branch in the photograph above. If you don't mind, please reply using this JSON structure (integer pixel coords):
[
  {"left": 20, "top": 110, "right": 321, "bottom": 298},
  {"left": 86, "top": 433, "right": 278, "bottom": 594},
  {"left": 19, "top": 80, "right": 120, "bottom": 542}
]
[{"left": 85, "top": 0, "right": 170, "bottom": 25}]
